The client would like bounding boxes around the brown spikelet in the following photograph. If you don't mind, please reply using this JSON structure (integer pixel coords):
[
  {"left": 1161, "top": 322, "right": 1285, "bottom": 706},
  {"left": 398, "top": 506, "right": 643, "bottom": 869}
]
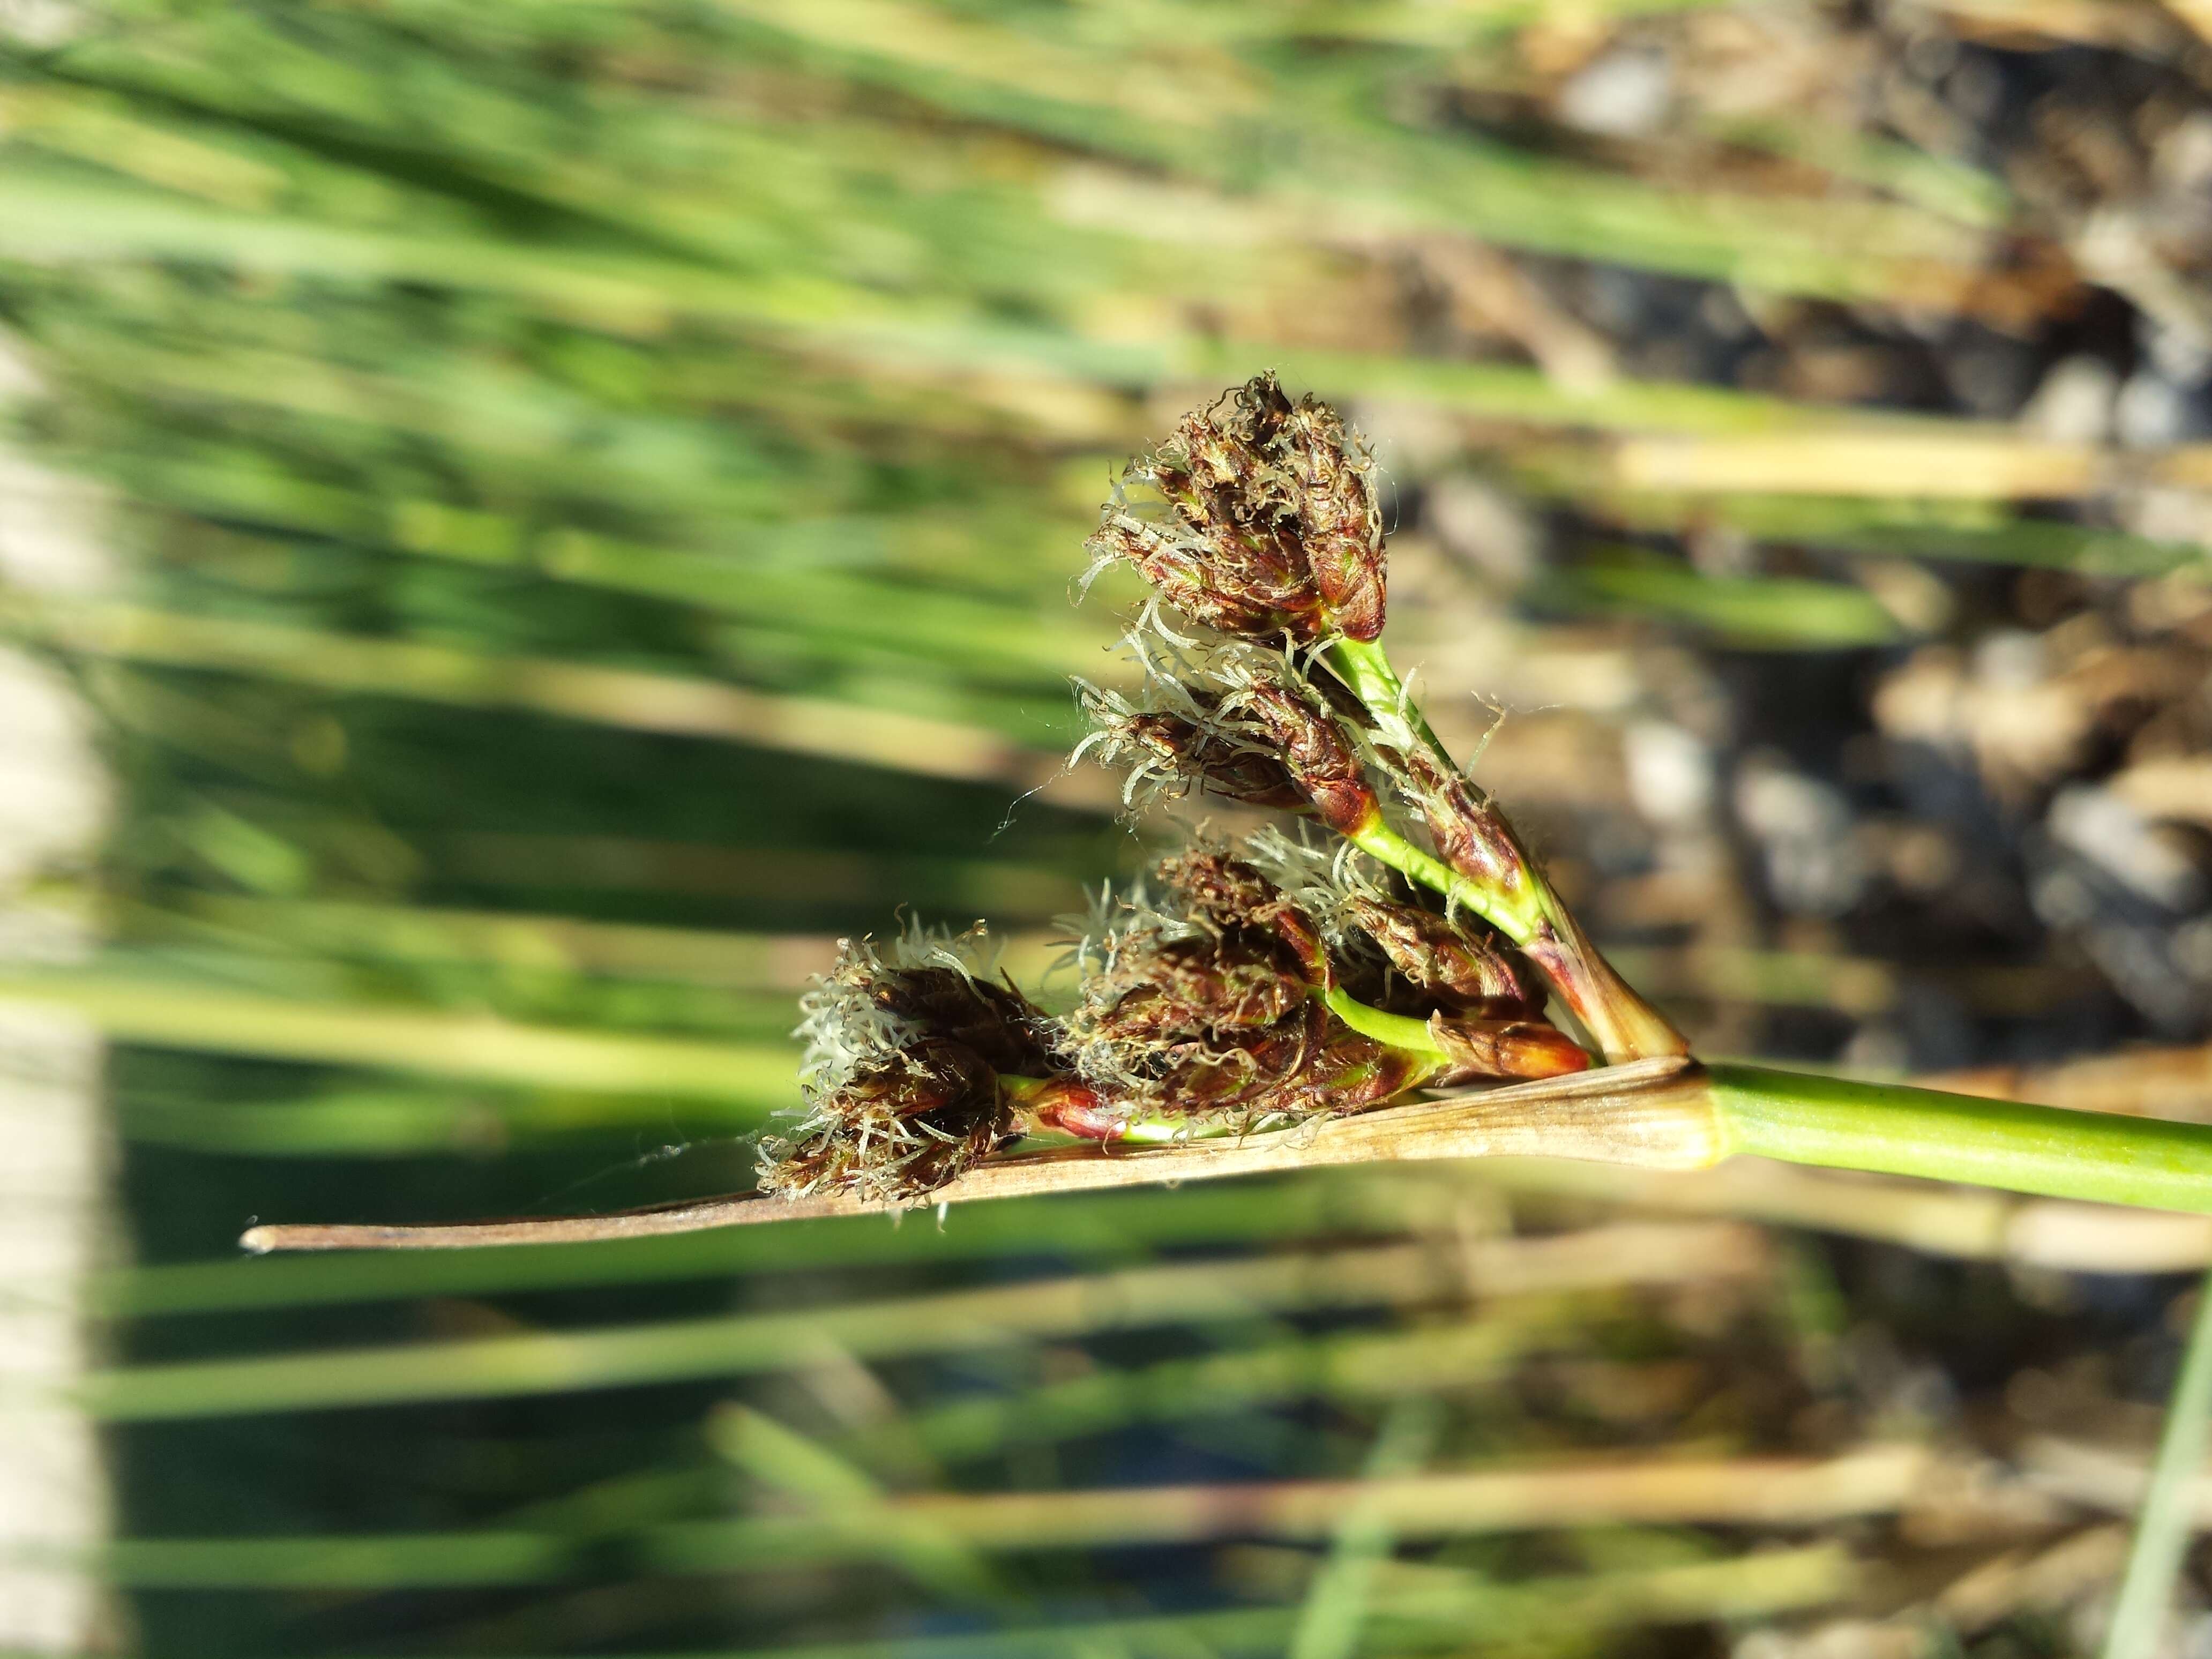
[
  {"left": 1280, "top": 391, "right": 1385, "bottom": 641},
  {"left": 1063, "top": 846, "right": 1344, "bottom": 1120},
  {"left": 857, "top": 964, "right": 1054, "bottom": 1078},
  {"left": 1229, "top": 675, "right": 1381, "bottom": 839},
  {"left": 1156, "top": 846, "right": 1333, "bottom": 989},
  {"left": 1426, "top": 1014, "right": 1594, "bottom": 1083},
  {"left": 1087, "top": 373, "right": 1385, "bottom": 644},
  {"left": 1280, "top": 1025, "right": 1437, "bottom": 1115},
  {"left": 1341, "top": 894, "right": 1538, "bottom": 1014},
  {"left": 1073, "top": 682, "right": 1308, "bottom": 810},
  {"left": 760, "top": 1037, "right": 1014, "bottom": 1204},
  {"left": 1392, "top": 743, "right": 1528, "bottom": 902}
]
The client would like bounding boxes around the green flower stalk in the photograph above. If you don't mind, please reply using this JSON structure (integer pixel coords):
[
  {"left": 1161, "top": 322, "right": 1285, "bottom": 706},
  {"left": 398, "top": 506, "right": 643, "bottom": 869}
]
[{"left": 1386, "top": 743, "right": 1686, "bottom": 1062}]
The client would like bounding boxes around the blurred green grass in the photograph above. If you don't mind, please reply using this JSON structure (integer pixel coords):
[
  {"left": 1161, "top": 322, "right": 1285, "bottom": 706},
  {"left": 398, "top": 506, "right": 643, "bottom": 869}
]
[{"left": 5, "top": 2, "right": 2207, "bottom": 1656}]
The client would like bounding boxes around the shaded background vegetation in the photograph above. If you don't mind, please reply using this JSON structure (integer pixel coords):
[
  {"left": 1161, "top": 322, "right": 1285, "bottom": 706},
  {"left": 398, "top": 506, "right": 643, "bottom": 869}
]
[{"left": 10, "top": 1, "right": 2212, "bottom": 1654}]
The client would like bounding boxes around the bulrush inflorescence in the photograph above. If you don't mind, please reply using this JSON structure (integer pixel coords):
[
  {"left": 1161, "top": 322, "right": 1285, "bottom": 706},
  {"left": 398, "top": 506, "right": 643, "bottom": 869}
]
[
  {"left": 758, "top": 372, "right": 1681, "bottom": 1205},
  {"left": 242, "top": 380, "right": 2212, "bottom": 1251}
]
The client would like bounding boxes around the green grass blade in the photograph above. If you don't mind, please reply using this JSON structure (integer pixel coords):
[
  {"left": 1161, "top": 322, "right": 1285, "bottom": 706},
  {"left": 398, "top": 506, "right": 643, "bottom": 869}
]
[
  {"left": 78, "top": 1244, "right": 1474, "bottom": 1419},
  {"left": 2102, "top": 1267, "right": 2212, "bottom": 1659},
  {"left": 0, "top": 976, "right": 796, "bottom": 1105}
]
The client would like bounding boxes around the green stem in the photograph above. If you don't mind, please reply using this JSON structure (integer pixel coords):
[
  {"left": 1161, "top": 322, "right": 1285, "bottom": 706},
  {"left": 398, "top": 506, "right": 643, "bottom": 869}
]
[
  {"left": 1289, "top": 1396, "right": 1445, "bottom": 1659},
  {"left": 1321, "top": 987, "right": 1447, "bottom": 1057},
  {"left": 2103, "top": 1266, "right": 2212, "bottom": 1659},
  {"left": 1346, "top": 818, "right": 1545, "bottom": 945},
  {"left": 1327, "top": 639, "right": 1683, "bottom": 1062},
  {"left": 1350, "top": 813, "right": 1683, "bottom": 1061},
  {"left": 1325, "top": 638, "right": 1455, "bottom": 768},
  {"left": 1710, "top": 1063, "right": 2212, "bottom": 1214}
]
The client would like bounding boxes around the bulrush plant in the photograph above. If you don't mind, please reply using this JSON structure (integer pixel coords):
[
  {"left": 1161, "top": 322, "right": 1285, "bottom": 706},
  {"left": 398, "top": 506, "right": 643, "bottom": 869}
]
[{"left": 248, "top": 376, "right": 2212, "bottom": 1252}]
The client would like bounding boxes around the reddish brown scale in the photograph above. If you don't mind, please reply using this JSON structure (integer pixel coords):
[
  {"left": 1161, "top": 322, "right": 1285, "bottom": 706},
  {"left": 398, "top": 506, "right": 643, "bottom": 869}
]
[
  {"left": 1235, "top": 678, "right": 1380, "bottom": 839},
  {"left": 1049, "top": 1016, "right": 1433, "bottom": 1140},
  {"left": 1156, "top": 848, "right": 1333, "bottom": 990},
  {"left": 1063, "top": 850, "right": 1335, "bottom": 1120},
  {"left": 1087, "top": 373, "right": 1384, "bottom": 644},
  {"left": 761, "top": 1037, "right": 1015, "bottom": 1202},
  {"left": 1282, "top": 1026, "right": 1436, "bottom": 1115},
  {"left": 1155, "top": 456, "right": 1312, "bottom": 612},
  {"left": 1261, "top": 903, "right": 1332, "bottom": 991},
  {"left": 1074, "top": 852, "right": 1316, "bottom": 1044},
  {"left": 1119, "top": 709, "right": 1309, "bottom": 810},
  {"left": 1088, "top": 938, "right": 1307, "bottom": 1040},
  {"left": 1142, "top": 998, "right": 1329, "bottom": 1116},
  {"left": 863, "top": 967, "right": 1053, "bottom": 1077},
  {"left": 761, "top": 1127, "right": 857, "bottom": 1196},
  {"left": 841, "top": 1036, "right": 998, "bottom": 1126},
  {"left": 1112, "top": 433, "right": 1320, "bottom": 637},
  {"left": 1426, "top": 1015, "right": 1593, "bottom": 1083},
  {"left": 1022, "top": 1077, "right": 1121, "bottom": 1141},
  {"left": 1279, "top": 393, "right": 1385, "bottom": 641},
  {"left": 1342, "top": 895, "right": 1537, "bottom": 1013},
  {"left": 1089, "top": 517, "right": 1290, "bottom": 638},
  {"left": 1155, "top": 846, "right": 1280, "bottom": 924},
  {"left": 1393, "top": 745, "right": 1527, "bottom": 898}
]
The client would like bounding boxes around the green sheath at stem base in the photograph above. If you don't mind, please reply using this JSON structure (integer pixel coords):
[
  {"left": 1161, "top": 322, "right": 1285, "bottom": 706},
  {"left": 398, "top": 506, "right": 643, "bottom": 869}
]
[{"left": 1709, "top": 1063, "right": 2212, "bottom": 1215}]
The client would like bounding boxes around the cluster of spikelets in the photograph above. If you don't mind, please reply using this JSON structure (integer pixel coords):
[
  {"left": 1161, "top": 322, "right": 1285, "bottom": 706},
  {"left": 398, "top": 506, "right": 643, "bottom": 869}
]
[
  {"left": 759, "top": 373, "right": 1669, "bottom": 1206},
  {"left": 1086, "top": 369, "right": 1386, "bottom": 644},
  {"left": 757, "top": 841, "right": 1586, "bottom": 1204}
]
